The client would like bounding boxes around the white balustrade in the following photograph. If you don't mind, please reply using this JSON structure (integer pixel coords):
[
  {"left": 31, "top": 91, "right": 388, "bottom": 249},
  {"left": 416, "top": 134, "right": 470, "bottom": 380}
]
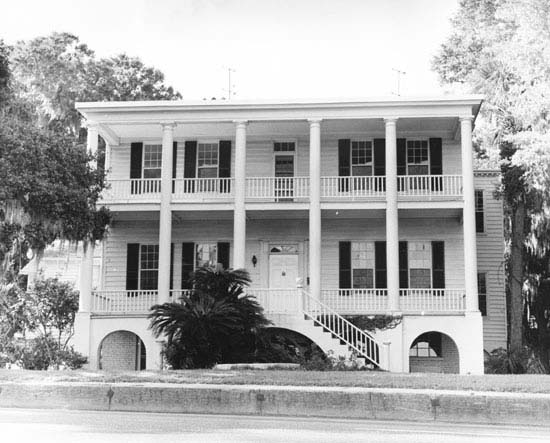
[
  {"left": 91, "top": 290, "right": 159, "bottom": 313},
  {"left": 247, "top": 288, "right": 302, "bottom": 314},
  {"left": 169, "top": 289, "right": 192, "bottom": 301},
  {"left": 246, "top": 177, "right": 309, "bottom": 201},
  {"left": 320, "top": 289, "right": 388, "bottom": 313},
  {"left": 321, "top": 176, "right": 386, "bottom": 200},
  {"left": 172, "top": 178, "right": 233, "bottom": 201},
  {"left": 101, "top": 179, "right": 161, "bottom": 201},
  {"left": 399, "top": 288, "right": 466, "bottom": 312},
  {"left": 397, "top": 175, "right": 463, "bottom": 198}
]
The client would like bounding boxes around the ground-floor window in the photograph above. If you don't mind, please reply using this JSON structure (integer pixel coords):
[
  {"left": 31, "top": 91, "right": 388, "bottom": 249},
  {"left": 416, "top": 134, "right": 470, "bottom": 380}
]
[
  {"left": 195, "top": 243, "right": 218, "bottom": 268},
  {"left": 351, "top": 241, "right": 375, "bottom": 288},
  {"left": 139, "top": 244, "right": 159, "bottom": 290},
  {"left": 408, "top": 242, "right": 432, "bottom": 288}
]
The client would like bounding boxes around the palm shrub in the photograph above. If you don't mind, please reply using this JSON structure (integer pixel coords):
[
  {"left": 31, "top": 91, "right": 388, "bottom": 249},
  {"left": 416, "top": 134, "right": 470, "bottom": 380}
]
[{"left": 149, "top": 267, "right": 271, "bottom": 369}]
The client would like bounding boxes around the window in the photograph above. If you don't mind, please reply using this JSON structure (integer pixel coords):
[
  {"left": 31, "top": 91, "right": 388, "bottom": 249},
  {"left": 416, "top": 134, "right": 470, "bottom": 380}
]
[
  {"left": 478, "top": 272, "right": 487, "bottom": 316},
  {"left": 139, "top": 245, "right": 159, "bottom": 290},
  {"left": 475, "top": 190, "right": 485, "bottom": 233},
  {"left": 143, "top": 144, "right": 162, "bottom": 179},
  {"left": 351, "top": 242, "right": 374, "bottom": 288},
  {"left": 274, "top": 142, "right": 295, "bottom": 152},
  {"left": 195, "top": 243, "right": 218, "bottom": 268},
  {"left": 409, "top": 341, "right": 439, "bottom": 357},
  {"left": 351, "top": 141, "right": 373, "bottom": 176},
  {"left": 197, "top": 143, "right": 219, "bottom": 179},
  {"left": 408, "top": 242, "right": 431, "bottom": 288},
  {"left": 406, "top": 140, "right": 429, "bottom": 175}
]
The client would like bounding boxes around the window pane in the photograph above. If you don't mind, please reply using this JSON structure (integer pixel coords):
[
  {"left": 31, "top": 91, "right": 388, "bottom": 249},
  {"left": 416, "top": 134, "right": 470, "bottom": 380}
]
[
  {"left": 352, "top": 268, "right": 373, "bottom": 288},
  {"left": 195, "top": 243, "right": 218, "bottom": 268},
  {"left": 274, "top": 142, "right": 295, "bottom": 152},
  {"left": 143, "top": 169, "right": 161, "bottom": 179},
  {"left": 198, "top": 167, "right": 217, "bottom": 178},
  {"left": 198, "top": 143, "right": 218, "bottom": 166},
  {"left": 410, "top": 269, "right": 431, "bottom": 288},
  {"left": 351, "top": 141, "right": 372, "bottom": 165},
  {"left": 139, "top": 244, "right": 159, "bottom": 290},
  {"left": 406, "top": 140, "right": 429, "bottom": 171}
]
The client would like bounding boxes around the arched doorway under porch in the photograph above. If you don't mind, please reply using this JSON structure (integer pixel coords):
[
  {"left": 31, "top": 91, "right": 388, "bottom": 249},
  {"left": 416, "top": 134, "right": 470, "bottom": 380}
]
[
  {"left": 98, "top": 330, "right": 147, "bottom": 371},
  {"left": 408, "top": 331, "right": 460, "bottom": 374}
]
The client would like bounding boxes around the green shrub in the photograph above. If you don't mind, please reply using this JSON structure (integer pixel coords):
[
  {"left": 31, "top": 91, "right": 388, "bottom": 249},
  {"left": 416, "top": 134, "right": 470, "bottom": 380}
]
[{"left": 485, "top": 347, "right": 530, "bottom": 374}]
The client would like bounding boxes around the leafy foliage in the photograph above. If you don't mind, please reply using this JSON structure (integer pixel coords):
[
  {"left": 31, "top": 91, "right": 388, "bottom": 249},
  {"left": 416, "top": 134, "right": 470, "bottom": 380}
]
[
  {"left": 433, "top": 0, "right": 550, "bottom": 366},
  {"left": 149, "top": 267, "right": 272, "bottom": 369},
  {"left": 345, "top": 315, "right": 402, "bottom": 332}
]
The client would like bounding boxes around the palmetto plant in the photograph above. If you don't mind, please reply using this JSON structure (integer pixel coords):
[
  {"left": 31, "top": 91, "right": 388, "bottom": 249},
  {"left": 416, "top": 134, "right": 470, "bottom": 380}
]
[{"left": 148, "top": 267, "right": 271, "bottom": 369}]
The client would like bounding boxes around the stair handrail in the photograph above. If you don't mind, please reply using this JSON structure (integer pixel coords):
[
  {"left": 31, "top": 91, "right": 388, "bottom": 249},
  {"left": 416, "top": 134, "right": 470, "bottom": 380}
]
[{"left": 301, "top": 289, "right": 385, "bottom": 368}]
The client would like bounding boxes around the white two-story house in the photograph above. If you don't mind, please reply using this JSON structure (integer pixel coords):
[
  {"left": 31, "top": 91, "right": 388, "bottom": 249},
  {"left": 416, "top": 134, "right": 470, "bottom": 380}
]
[{"left": 73, "top": 96, "right": 506, "bottom": 374}]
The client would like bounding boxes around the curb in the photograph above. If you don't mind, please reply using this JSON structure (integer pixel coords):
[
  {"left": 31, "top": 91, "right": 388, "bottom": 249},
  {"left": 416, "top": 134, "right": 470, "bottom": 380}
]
[{"left": 1, "top": 382, "right": 550, "bottom": 425}]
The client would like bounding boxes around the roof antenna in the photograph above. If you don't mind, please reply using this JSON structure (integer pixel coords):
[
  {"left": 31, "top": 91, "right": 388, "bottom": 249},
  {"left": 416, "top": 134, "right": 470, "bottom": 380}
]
[
  {"left": 392, "top": 68, "right": 406, "bottom": 96},
  {"left": 225, "top": 67, "right": 236, "bottom": 100}
]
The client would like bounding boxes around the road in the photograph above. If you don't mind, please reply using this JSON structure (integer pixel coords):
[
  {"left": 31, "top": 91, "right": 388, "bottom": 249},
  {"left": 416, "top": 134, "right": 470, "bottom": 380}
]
[{"left": 1, "top": 408, "right": 549, "bottom": 442}]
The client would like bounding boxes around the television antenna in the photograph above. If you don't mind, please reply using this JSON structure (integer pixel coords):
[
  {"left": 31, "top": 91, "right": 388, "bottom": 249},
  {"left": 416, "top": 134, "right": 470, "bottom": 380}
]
[
  {"left": 392, "top": 68, "right": 406, "bottom": 96},
  {"left": 225, "top": 67, "right": 236, "bottom": 99}
]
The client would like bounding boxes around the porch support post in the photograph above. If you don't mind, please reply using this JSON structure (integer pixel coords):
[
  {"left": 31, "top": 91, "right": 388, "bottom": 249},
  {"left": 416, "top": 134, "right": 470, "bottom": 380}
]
[
  {"left": 385, "top": 118, "right": 399, "bottom": 312},
  {"left": 158, "top": 122, "right": 176, "bottom": 304},
  {"left": 461, "top": 116, "right": 479, "bottom": 312},
  {"left": 233, "top": 120, "right": 248, "bottom": 269},
  {"left": 78, "top": 242, "right": 94, "bottom": 312},
  {"left": 86, "top": 122, "right": 99, "bottom": 168},
  {"left": 308, "top": 119, "right": 322, "bottom": 299}
]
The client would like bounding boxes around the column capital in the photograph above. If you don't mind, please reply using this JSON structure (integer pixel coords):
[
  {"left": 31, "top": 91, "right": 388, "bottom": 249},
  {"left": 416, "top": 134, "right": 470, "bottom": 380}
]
[
  {"left": 384, "top": 117, "right": 399, "bottom": 124},
  {"left": 160, "top": 121, "right": 177, "bottom": 130},
  {"left": 307, "top": 118, "right": 322, "bottom": 125},
  {"left": 459, "top": 115, "right": 474, "bottom": 123},
  {"left": 83, "top": 120, "right": 99, "bottom": 130},
  {"left": 233, "top": 119, "right": 248, "bottom": 127}
]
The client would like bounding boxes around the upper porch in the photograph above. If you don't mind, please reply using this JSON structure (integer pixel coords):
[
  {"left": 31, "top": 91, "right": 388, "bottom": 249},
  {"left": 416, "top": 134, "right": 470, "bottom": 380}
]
[{"left": 77, "top": 96, "right": 481, "bottom": 209}]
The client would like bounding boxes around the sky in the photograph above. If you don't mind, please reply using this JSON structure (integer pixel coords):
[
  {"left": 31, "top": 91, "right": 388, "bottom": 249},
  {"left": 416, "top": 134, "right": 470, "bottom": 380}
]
[{"left": 1, "top": 0, "right": 459, "bottom": 100}]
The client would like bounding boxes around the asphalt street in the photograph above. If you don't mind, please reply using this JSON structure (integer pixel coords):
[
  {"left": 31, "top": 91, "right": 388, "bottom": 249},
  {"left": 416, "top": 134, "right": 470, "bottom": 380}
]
[{"left": 1, "top": 408, "right": 549, "bottom": 442}]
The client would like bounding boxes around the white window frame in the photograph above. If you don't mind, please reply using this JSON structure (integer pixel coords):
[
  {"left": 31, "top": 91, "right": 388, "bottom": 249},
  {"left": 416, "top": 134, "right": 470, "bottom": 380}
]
[
  {"left": 350, "top": 240, "right": 376, "bottom": 289},
  {"left": 350, "top": 140, "right": 374, "bottom": 176},
  {"left": 406, "top": 139, "right": 430, "bottom": 176},
  {"left": 272, "top": 140, "right": 298, "bottom": 177},
  {"left": 196, "top": 141, "right": 220, "bottom": 179},
  {"left": 138, "top": 244, "right": 159, "bottom": 290},
  {"left": 408, "top": 241, "right": 432, "bottom": 289},
  {"left": 142, "top": 144, "right": 162, "bottom": 179},
  {"left": 194, "top": 242, "right": 219, "bottom": 269}
]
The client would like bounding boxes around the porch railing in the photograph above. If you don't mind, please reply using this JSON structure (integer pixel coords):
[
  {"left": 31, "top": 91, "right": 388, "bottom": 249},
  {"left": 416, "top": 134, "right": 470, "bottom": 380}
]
[
  {"left": 399, "top": 288, "right": 466, "bottom": 312},
  {"left": 102, "top": 179, "right": 162, "bottom": 201},
  {"left": 172, "top": 178, "right": 234, "bottom": 201},
  {"left": 246, "top": 177, "right": 309, "bottom": 201},
  {"left": 397, "top": 175, "right": 462, "bottom": 199},
  {"left": 320, "top": 289, "right": 388, "bottom": 313},
  {"left": 247, "top": 288, "right": 302, "bottom": 314},
  {"left": 321, "top": 176, "right": 386, "bottom": 200},
  {"left": 91, "top": 290, "right": 158, "bottom": 313}
]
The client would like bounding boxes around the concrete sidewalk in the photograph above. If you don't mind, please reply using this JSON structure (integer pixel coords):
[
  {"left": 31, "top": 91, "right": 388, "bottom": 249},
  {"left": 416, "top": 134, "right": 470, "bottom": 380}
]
[{"left": 1, "top": 381, "right": 549, "bottom": 426}]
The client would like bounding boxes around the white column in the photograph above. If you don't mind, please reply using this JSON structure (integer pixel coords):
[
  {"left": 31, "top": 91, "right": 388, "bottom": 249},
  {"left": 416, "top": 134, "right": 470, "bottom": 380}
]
[
  {"left": 461, "top": 116, "right": 479, "bottom": 312},
  {"left": 309, "top": 119, "right": 322, "bottom": 299},
  {"left": 385, "top": 118, "right": 399, "bottom": 311},
  {"left": 78, "top": 243, "right": 94, "bottom": 312},
  {"left": 86, "top": 122, "right": 99, "bottom": 169},
  {"left": 158, "top": 122, "right": 175, "bottom": 304},
  {"left": 233, "top": 120, "right": 248, "bottom": 269}
]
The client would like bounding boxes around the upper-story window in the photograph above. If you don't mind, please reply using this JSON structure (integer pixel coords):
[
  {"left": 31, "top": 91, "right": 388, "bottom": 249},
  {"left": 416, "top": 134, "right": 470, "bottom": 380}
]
[
  {"left": 197, "top": 143, "right": 219, "bottom": 179},
  {"left": 351, "top": 141, "right": 373, "bottom": 176},
  {"left": 143, "top": 144, "right": 162, "bottom": 178},
  {"left": 406, "top": 140, "right": 429, "bottom": 175},
  {"left": 475, "top": 190, "right": 485, "bottom": 233},
  {"left": 274, "top": 142, "right": 295, "bottom": 152},
  {"left": 140, "top": 244, "right": 159, "bottom": 290}
]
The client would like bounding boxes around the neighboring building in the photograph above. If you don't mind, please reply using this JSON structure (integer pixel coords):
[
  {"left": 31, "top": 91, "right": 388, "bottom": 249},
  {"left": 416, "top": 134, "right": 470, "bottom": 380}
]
[{"left": 73, "top": 96, "right": 506, "bottom": 373}]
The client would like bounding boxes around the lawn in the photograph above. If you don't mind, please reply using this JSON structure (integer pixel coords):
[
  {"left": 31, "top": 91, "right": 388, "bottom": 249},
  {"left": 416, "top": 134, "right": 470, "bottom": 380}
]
[{"left": 1, "top": 369, "right": 549, "bottom": 393}]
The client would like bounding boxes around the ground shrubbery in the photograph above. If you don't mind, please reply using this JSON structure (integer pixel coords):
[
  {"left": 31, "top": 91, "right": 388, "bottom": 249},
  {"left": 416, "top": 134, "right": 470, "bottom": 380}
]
[
  {"left": 0, "top": 278, "right": 87, "bottom": 370},
  {"left": 485, "top": 347, "right": 547, "bottom": 374}
]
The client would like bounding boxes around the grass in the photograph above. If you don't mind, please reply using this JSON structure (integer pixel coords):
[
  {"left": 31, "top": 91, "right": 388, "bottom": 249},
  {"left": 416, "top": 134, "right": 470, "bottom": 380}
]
[{"left": 1, "top": 368, "right": 550, "bottom": 393}]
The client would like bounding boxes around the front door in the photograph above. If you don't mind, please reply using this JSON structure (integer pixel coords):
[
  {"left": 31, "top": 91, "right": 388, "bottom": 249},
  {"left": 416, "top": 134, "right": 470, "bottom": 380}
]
[
  {"left": 274, "top": 155, "right": 294, "bottom": 200},
  {"left": 269, "top": 254, "right": 299, "bottom": 288}
]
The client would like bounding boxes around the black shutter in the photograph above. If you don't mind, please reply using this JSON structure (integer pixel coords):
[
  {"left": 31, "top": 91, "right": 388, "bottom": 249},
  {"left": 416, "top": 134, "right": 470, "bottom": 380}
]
[
  {"left": 432, "top": 241, "right": 445, "bottom": 289},
  {"left": 429, "top": 138, "right": 443, "bottom": 175},
  {"left": 399, "top": 241, "right": 408, "bottom": 289},
  {"left": 169, "top": 243, "right": 174, "bottom": 290},
  {"left": 429, "top": 138, "right": 443, "bottom": 191},
  {"left": 338, "top": 139, "right": 351, "bottom": 192},
  {"left": 375, "top": 241, "right": 387, "bottom": 289},
  {"left": 397, "top": 138, "right": 407, "bottom": 175},
  {"left": 181, "top": 242, "right": 194, "bottom": 289},
  {"left": 217, "top": 242, "right": 230, "bottom": 269},
  {"left": 172, "top": 142, "right": 177, "bottom": 193},
  {"left": 184, "top": 141, "right": 197, "bottom": 193},
  {"left": 477, "top": 273, "right": 487, "bottom": 316},
  {"left": 130, "top": 142, "right": 143, "bottom": 194},
  {"left": 218, "top": 140, "right": 231, "bottom": 193},
  {"left": 126, "top": 243, "right": 140, "bottom": 290},
  {"left": 339, "top": 242, "right": 351, "bottom": 289},
  {"left": 373, "top": 139, "right": 386, "bottom": 175}
]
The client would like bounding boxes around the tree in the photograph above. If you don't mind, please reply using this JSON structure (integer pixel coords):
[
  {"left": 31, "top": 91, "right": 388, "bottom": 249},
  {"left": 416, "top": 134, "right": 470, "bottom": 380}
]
[
  {"left": 149, "top": 267, "right": 271, "bottom": 369},
  {"left": 433, "top": 0, "right": 550, "bottom": 367}
]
